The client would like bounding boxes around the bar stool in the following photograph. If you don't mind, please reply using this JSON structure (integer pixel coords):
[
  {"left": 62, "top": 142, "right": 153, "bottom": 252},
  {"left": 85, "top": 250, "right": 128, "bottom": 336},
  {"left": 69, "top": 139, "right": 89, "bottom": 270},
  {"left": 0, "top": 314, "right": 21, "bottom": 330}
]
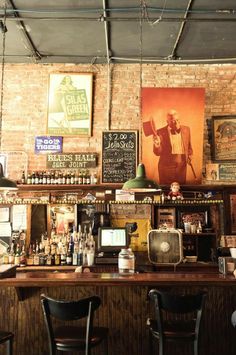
[
  {"left": 231, "top": 310, "right": 236, "bottom": 327},
  {"left": 41, "top": 294, "right": 109, "bottom": 355},
  {"left": 0, "top": 330, "right": 14, "bottom": 355},
  {"left": 147, "top": 289, "right": 206, "bottom": 355}
]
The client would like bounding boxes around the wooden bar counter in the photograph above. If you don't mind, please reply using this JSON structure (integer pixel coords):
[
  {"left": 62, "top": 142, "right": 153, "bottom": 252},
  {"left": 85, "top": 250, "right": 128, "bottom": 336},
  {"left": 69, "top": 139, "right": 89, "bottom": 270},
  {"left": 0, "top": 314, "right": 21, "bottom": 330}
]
[{"left": 0, "top": 270, "right": 235, "bottom": 355}]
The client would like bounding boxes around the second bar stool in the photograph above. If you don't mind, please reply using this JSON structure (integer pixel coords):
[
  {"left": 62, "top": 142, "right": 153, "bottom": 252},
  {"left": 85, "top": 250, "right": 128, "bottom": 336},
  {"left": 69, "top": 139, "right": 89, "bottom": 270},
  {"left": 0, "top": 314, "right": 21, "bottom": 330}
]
[
  {"left": 0, "top": 330, "right": 14, "bottom": 355},
  {"left": 147, "top": 289, "right": 206, "bottom": 355}
]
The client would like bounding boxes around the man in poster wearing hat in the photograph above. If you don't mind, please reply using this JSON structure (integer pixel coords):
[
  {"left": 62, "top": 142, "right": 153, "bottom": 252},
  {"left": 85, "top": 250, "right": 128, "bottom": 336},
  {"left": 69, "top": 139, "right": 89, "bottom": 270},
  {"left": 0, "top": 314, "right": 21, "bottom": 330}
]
[{"left": 153, "top": 109, "right": 193, "bottom": 184}]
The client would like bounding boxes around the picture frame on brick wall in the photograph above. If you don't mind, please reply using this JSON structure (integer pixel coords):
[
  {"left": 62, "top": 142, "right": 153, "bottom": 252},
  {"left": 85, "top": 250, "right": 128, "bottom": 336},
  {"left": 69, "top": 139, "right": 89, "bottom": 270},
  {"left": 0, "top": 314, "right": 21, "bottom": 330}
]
[
  {"left": 212, "top": 116, "right": 236, "bottom": 162},
  {"left": 47, "top": 72, "right": 93, "bottom": 137},
  {"left": 141, "top": 87, "right": 205, "bottom": 185}
]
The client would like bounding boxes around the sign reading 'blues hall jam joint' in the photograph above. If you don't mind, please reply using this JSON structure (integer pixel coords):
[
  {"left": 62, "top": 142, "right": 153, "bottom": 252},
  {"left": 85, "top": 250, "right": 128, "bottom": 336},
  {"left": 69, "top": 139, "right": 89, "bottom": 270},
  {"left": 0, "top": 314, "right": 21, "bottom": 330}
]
[{"left": 35, "top": 136, "right": 63, "bottom": 154}]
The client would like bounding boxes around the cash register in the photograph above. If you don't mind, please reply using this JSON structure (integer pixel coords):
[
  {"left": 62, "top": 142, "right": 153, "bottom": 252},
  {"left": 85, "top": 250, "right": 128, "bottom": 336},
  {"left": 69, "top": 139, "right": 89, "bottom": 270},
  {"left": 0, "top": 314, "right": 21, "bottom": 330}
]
[{"left": 95, "top": 227, "right": 129, "bottom": 264}]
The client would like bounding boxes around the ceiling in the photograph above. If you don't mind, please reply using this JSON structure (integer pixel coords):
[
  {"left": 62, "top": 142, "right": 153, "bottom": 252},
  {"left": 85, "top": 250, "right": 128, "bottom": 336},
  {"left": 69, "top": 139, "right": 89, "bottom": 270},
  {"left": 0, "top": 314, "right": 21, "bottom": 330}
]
[{"left": 0, "top": 0, "right": 236, "bottom": 64}]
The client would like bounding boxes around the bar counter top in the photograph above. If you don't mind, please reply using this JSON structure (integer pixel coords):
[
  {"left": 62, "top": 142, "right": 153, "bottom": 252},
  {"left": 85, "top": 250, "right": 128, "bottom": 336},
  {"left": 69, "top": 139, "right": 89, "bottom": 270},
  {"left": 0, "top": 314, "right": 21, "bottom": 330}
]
[{"left": 0, "top": 270, "right": 235, "bottom": 287}]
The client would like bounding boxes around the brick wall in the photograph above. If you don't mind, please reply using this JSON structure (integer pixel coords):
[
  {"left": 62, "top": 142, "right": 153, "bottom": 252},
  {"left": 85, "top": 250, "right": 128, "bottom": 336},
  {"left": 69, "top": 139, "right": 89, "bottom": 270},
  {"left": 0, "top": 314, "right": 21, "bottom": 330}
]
[{"left": 1, "top": 62, "right": 236, "bottom": 183}]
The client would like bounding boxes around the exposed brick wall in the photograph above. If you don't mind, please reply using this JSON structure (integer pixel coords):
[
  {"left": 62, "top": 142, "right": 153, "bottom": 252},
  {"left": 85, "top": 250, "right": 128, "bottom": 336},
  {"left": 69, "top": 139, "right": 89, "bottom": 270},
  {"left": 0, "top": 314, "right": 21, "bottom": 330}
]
[{"left": 1, "top": 62, "right": 236, "bottom": 183}]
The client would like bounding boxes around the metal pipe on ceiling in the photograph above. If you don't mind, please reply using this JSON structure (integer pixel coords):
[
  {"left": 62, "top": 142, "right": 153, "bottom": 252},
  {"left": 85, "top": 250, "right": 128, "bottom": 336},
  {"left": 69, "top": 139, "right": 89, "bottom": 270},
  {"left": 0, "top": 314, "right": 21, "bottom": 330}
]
[
  {"left": 1, "top": 16, "right": 236, "bottom": 22},
  {"left": 6, "top": 0, "right": 42, "bottom": 61},
  {"left": 169, "top": 0, "right": 194, "bottom": 60}
]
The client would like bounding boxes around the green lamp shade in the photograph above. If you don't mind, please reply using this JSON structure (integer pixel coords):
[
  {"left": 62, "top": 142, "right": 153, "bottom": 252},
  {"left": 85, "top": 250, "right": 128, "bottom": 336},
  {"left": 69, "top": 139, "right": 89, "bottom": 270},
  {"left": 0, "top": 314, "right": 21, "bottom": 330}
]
[
  {"left": 122, "top": 163, "right": 161, "bottom": 192},
  {"left": 0, "top": 163, "right": 18, "bottom": 190}
]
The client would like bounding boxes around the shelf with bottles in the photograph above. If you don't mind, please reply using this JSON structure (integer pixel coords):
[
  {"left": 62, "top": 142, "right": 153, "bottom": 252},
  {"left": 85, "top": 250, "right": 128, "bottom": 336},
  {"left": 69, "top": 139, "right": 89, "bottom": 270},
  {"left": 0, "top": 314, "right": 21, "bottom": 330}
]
[{"left": 19, "top": 169, "right": 100, "bottom": 186}]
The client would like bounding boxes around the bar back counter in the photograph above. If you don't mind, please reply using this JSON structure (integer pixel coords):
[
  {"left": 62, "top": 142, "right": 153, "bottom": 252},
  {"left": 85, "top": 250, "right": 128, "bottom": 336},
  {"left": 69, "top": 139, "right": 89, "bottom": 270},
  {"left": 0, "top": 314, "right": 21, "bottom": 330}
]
[{"left": 0, "top": 269, "right": 235, "bottom": 355}]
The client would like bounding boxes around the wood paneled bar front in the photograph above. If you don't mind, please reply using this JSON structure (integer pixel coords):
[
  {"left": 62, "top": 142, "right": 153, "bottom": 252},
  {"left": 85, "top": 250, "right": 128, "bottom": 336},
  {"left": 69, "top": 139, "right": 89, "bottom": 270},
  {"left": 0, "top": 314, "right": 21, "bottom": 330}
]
[{"left": 0, "top": 271, "right": 235, "bottom": 355}]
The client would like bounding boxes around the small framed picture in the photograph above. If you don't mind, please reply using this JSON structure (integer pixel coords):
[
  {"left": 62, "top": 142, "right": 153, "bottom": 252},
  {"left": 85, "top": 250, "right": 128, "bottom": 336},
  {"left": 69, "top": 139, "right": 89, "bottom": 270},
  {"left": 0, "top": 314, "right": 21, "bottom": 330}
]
[
  {"left": 157, "top": 207, "right": 176, "bottom": 228},
  {"left": 177, "top": 207, "right": 210, "bottom": 229},
  {"left": 212, "top": 116, "right": 236, "bottom": 161}
]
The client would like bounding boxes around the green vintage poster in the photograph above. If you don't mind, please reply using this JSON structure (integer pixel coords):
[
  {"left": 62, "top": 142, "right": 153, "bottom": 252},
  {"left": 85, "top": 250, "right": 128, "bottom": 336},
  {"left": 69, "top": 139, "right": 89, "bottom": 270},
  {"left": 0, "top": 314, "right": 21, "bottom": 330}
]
[{"left": 47, "top": 73, "right": 93, "bottom": 136}]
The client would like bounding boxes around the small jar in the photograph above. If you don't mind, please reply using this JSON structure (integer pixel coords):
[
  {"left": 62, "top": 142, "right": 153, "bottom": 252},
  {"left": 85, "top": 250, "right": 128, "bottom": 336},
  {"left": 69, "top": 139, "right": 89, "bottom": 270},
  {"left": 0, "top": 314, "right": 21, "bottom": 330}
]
[{"left": 118, "top": 248, "right": 135, "bottom": 275}]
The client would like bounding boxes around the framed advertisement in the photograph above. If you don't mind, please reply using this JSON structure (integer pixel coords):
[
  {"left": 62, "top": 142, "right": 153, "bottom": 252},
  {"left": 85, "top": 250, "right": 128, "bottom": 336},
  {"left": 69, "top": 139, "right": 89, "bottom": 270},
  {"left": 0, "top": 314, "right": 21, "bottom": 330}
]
[
  {"left": 156, "top": 207, "right": 176, "bottom": 228},
  {"left": 212, "top": 116, "right": 236, "bottom": 161},
  {"left": 47, "top": 73, "right": 93, "bottom": 136},
  {"left": 141, "top": 87, "right": 205, "bottom": 185}
]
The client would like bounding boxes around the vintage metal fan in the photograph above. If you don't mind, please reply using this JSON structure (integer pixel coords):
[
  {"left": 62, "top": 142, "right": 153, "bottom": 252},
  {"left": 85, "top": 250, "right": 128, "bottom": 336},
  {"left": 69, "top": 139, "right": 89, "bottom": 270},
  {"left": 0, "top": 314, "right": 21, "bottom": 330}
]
[{"left": 147, "top": 228, "right": 183, "bottom": 266}]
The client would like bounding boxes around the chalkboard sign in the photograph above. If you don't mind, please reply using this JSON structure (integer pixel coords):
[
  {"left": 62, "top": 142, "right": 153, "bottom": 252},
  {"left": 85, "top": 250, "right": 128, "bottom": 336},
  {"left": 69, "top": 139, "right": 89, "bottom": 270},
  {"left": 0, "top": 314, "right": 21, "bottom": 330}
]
[{"left": 102, "top": 131, "right": 138, "bottom": 183}]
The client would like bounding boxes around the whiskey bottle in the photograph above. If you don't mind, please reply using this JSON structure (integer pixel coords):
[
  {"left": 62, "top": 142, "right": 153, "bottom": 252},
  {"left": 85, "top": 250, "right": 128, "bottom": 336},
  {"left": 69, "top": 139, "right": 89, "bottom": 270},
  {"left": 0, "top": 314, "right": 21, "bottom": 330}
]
[{"left": 21, "top": 171, "right": 26, "bottom": 184}]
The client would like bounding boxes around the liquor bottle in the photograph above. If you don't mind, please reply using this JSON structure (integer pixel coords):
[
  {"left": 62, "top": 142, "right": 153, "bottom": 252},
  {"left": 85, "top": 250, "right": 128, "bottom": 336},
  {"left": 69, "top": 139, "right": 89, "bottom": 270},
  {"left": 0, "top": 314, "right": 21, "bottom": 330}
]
[
  {"left": 54, "top": 247, "right": 61, "bottom": 266},
  {"left": 58, "top": 172, "right": 63, "bottom": 185},
  {"left": 77, "top": 239, "right": 84, "bottom": 266},
  {"left": 62, "top": 172, "right": 66, "bottom": 185},
  {"left": 86, "top": 170, "right": 91, "bottom": 184},
  {"left": 39, "top": 171, "right": 43, "bottom": 184},
  {"left": 66, "top": 244, "right": 72, "bottom": 265},
  {"left": 26, "top": 172, "right": 32, "bottom": 185},
  {"left": 74, "top": 171, "right": 78, "bottom": 185},
  {"left": 45, "top": 253, "right": 52, "bottom": 266},
  {"left": 78, "top": 171, "right": 83, "bottom": 185},
  {"left": 70, "top": 171, "right": 75, "bottom": 184},
  {"left": 42, "top": 171, "right": 47, "bottom": 185},
  {"left": 54, "top": 171, "right": 59, "bottom": 184},
  {"left": 33, "top": 241, "right": 40, "bottom": 266},
  {"left": 47, "top": 171, "right": 51, "bottom": 184},
  {"left": 82, "top": 170, "right": 87, "bottom": 185},
  {"left": 14, "top": 244, "right": 21, "bottom": 266},
  {"left": 26, "top": 244, "right": 34, "bottom": 266},
  {"left": 21, "top": 171, "right": 26, "bottom": 184},
  {"left": 39, "top": 242, "right": 45, "bottom": 266},
  {"left": 8, "top": 242, "right": 15, "bottom": 264},
  {"left": 19, "top": 245, "right": 26, "bottom": 266},
  {"left": 60, "top": 245, "right": 67, "bottom": 266},
  {"left": 31, "top": 171, "right": 35, "bottom": 185},
  {"left": 93, "top": 172, "right": 98, "bottom": 184},
  {"left": 66, "top": 171, "right": 71, "bottom": 185},
  {"left": 34, "top": 171, "right": 39, "bottom": 185}
]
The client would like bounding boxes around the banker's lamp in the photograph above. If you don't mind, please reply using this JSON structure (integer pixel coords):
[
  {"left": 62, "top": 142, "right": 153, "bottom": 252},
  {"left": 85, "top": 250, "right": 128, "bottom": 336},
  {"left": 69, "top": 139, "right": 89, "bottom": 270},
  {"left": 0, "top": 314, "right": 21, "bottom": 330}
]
[
  {"left": 122, "top": 163, "right": 161, "bottom": 192},
  {"left": 0, "top": 2, "right": 18, "bottom": 191}
]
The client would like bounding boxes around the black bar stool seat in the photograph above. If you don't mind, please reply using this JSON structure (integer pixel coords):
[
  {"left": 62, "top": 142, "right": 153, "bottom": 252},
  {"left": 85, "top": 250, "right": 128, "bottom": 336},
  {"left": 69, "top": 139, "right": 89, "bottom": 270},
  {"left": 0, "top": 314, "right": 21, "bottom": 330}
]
[{"left": 54, "top": 325, "right": 108, "bottom": 348}]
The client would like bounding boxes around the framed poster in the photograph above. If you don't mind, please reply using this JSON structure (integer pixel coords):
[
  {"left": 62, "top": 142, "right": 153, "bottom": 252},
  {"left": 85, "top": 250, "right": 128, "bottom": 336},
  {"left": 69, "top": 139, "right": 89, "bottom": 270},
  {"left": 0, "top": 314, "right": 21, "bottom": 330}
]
[
  {"left": 157, "top": 207, "right": 176, "bottom": 228},
  {"left": 177, "top": 209, "right": 209, "bottom": 229},
  {"left": 47, "top": 73, "right": 93, "bottom": 136},
  {"left": 102, "top": 130, "right": 138, "bottom": 183},
  {"left": 212, "top": 116, "right": 236, "bottom": 161},
  {"left": 142, "top": 88, "right": 205, "bottom": 185}
]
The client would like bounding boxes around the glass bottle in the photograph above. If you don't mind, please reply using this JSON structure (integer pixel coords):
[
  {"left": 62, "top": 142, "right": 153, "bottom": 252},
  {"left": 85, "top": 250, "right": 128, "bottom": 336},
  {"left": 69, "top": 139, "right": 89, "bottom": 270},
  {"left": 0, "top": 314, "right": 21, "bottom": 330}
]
[
  {"left": 8, "top": 242, "right": 15, "bottom": 264},
  {"left": 26, "top": 172, "right": 32, "bottom": 185},
  {"left": 118, "top": 248, "right": 135, "bottom": 274},
  {"left": 14, "top": 244, "right": 21, "bottom": 266},
  {"left": 21, "top": 171, "right": 26, "bottom": 184},
  {"left": 19, "top": 245, "right": 26, "bottom": 267}
]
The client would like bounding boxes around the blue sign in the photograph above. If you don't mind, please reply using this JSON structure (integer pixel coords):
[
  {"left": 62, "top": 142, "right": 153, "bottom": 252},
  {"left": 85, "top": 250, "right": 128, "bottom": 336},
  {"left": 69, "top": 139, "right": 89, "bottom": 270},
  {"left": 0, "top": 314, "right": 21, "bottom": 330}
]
[{"left": 35, "top": 136, "right": 62, "bottom": 154}]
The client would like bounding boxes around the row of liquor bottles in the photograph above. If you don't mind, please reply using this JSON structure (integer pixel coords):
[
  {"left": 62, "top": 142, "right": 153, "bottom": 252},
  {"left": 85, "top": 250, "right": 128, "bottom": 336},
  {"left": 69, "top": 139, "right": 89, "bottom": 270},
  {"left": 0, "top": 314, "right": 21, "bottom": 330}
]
[
  {"left": 2, "top": 226, "right": 95, "bottom": 267},
  {"left": 20, "top": 170, "right": 98, "bottom": 185}
]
